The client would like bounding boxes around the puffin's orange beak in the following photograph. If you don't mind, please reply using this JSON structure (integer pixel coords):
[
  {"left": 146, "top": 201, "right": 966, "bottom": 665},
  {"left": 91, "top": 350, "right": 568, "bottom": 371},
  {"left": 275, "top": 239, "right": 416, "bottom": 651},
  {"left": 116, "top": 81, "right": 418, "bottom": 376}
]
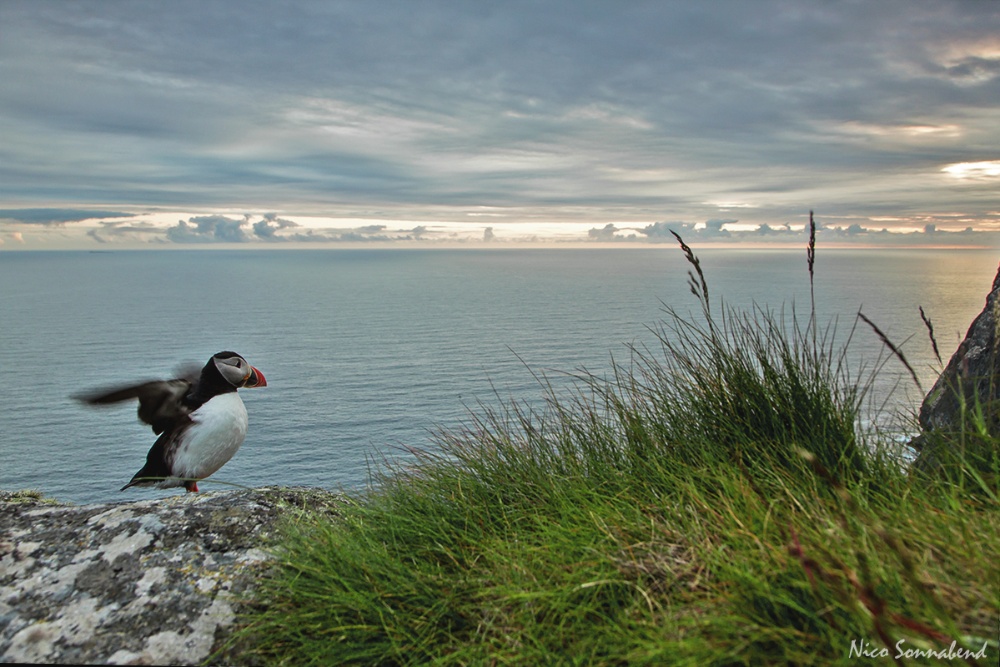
[{"left": 246, "top": 366, "right": 267, "bottom": 388}]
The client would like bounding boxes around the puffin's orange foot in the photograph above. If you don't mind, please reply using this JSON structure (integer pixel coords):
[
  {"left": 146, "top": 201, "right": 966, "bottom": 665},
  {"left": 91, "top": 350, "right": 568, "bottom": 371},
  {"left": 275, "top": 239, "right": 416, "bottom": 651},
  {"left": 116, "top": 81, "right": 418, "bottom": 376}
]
[{"left": 184, "top": 481, "right": 200, "bottom": 493}]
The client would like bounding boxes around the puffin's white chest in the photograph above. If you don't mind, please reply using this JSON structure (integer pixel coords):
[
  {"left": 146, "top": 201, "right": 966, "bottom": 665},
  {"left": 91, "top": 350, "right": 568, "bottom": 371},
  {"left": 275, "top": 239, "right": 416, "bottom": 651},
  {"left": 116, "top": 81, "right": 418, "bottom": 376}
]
[{"left": 173, "top": 392, "right": 249, "bottom": 479}]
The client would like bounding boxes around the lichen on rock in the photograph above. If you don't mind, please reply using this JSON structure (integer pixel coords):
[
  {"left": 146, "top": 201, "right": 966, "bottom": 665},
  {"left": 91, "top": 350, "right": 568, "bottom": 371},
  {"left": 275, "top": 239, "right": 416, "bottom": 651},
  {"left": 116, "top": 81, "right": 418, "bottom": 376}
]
[{"left": 1, "top": 486, "right": 342, "bottom": 665}]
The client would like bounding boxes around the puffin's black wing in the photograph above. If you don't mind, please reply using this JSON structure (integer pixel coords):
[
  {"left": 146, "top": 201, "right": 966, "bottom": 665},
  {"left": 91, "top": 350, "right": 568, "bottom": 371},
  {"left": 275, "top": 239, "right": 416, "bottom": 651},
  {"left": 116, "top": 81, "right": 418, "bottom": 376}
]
[
  {"left": 75, "top": 364, "right": 201, "bottom": 435},
  {"left": 120, "top": 421, "right": 192, "bottom": 490}
]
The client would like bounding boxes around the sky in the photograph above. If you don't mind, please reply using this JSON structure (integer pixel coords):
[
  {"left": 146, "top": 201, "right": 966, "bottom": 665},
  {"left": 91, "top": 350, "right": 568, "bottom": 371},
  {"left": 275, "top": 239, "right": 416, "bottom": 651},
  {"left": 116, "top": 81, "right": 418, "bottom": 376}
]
[{"left": 1, "top": 0, "right": 999, "bottom": 249}]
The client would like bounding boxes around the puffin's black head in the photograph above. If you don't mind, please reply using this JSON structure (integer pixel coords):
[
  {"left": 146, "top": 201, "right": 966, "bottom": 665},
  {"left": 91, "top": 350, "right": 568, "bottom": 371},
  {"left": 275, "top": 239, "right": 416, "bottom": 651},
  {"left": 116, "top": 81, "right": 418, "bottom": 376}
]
[{"left": 210, "top": 351, "right": 267, "bottom": 389}]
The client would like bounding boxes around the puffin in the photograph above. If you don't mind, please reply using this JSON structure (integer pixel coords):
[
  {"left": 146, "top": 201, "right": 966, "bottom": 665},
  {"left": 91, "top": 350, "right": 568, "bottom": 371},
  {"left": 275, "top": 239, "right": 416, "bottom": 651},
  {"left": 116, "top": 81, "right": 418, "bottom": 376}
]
[{"left": 77, "top": 351, "right": 267, "bottom": 492}]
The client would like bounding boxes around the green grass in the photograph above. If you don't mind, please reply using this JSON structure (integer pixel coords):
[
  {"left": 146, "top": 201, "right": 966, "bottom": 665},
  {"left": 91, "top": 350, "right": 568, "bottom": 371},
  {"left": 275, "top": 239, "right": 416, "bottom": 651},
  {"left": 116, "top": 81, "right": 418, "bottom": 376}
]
[{"left": 231, "top": 236, "right": 999, "bottom": 666}]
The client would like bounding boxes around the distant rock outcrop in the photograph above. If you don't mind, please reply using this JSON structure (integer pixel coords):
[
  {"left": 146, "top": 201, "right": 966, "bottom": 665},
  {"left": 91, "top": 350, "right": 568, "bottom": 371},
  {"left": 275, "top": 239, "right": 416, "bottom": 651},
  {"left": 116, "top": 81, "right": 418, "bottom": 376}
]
[
  {"left": 914, "top": 263, "right": 1000, "bottom": 457},
  {"left": 0, "top": 487, "right": 342, "bottom": 665}
]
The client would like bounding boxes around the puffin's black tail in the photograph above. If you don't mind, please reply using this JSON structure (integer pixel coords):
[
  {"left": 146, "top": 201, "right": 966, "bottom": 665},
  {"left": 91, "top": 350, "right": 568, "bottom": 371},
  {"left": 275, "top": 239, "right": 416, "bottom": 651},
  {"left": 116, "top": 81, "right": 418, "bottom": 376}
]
[{"left": 121, "top": 466, "right": 163, "bottom": 491}]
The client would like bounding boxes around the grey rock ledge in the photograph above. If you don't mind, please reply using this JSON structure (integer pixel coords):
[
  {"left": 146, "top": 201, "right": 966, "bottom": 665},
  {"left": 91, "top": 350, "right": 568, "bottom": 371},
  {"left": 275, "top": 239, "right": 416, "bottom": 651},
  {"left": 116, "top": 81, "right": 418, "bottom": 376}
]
[{"left": 1, "top": 486, "right": 342, "bottom": 665}]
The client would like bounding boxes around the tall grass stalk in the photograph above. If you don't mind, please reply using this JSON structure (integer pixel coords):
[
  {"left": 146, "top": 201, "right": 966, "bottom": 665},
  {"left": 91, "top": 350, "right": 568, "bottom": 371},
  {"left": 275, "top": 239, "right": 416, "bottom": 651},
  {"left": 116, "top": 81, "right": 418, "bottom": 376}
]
[
  {"left": 807, "top": 211, "right": 817, "bottom": 316},
  {"left": 858, "top": 311, "right": 923, "bottom": 395},
  {"left": 918, "top": 306, "right": 943, "bottom": 367},
  {"left": 232, "top": 233, "right": 998, "bottom": 666}
]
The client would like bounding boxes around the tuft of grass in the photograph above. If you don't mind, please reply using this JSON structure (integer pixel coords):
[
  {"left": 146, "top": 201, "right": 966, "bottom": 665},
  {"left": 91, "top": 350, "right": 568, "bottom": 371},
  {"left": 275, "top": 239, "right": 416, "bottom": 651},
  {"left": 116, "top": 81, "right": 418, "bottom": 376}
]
[
  {"left": 913, "top": 387, "right": 1000, "bottom": 500},
  {"left": 231, "top": 229, "right": 999, "bottom": 666},
  {"left": 0, "top": 489, "right": 62, "bottom": 505}
]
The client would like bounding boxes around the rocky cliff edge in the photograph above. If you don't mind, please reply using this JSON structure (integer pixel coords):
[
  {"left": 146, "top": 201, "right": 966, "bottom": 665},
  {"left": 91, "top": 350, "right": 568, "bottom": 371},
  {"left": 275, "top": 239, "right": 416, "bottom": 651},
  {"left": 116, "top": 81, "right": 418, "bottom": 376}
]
[{"left": 0, "top": 487, "right": 342, "bottom": 665}]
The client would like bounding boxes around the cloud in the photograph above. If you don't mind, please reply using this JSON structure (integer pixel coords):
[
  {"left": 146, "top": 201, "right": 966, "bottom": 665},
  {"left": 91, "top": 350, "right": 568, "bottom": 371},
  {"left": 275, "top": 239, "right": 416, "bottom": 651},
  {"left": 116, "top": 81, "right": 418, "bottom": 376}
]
[
  {"left": 703, "top": 219, "right": 736, "bottom": 237},
  {"left": 938, "top": 56, "right": 1000, "bottom": 84},
  {"left": 331, "top": 231, "right": 391, "bottom": 242},
  {"left": 86, "top": 220, "right": 163, "bottom": 243},
  {"left": 252, "top": 213, "right": 300, "bottom": 240},
  {"left": 942, "top": 161, "right": 1000, "bottom": 181},
  {"left": 588, "top": 223, "right": 619, "bottom": 241},
  {"left": 639, "top": 222, "right": 686, "bottom": 239},
  {"left": 158, "top": 212, "right": 434, "bottom": 244},
  {"left": 166, "top": 215, "right": 251, "bottom": 243},
  {"left": 0, "top": 209, "right": 134, "bottom": 225},
  {"left": 1, "top": 2, "right": 998, "bottom": 238},
  {"left": 633, "top": 219, "right": 736, "bottom": 242}
]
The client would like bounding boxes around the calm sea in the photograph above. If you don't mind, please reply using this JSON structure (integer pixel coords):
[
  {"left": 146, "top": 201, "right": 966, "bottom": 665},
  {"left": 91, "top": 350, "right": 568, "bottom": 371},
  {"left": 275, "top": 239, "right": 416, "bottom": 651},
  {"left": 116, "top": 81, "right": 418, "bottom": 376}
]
[{"left": 1, "top": 247, "right": 996, "bottom": 505}]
